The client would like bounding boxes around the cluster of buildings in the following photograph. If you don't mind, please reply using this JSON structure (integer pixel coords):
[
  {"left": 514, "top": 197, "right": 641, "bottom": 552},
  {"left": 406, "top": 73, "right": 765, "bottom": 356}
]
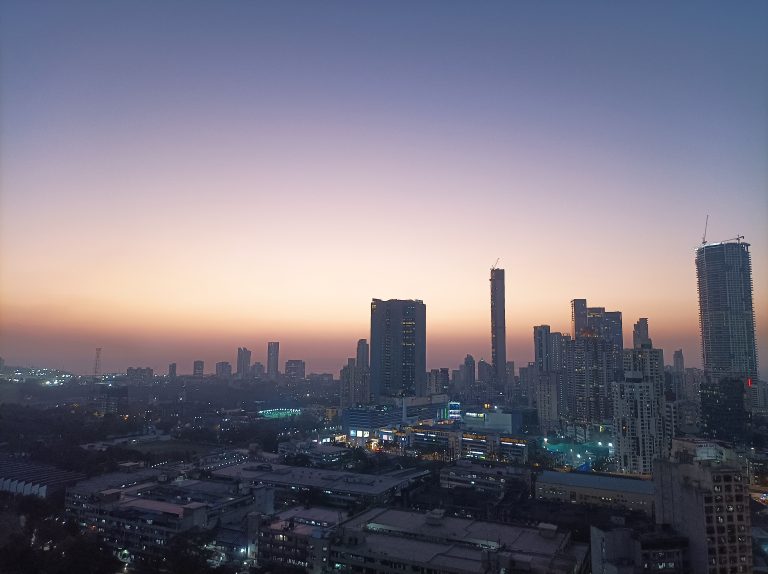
[{"left": 48, "top": 236, "right": 762, "bottom": 573}]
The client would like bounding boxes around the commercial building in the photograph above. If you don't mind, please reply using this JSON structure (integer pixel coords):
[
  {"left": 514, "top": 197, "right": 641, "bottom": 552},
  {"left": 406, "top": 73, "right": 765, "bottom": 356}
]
[
  {"left": 535, "top": 471, "right": 655, "bottom": 516},
  {"left": 193, "top": 360, "right": 204, "bottom": 377},
  {"left": 370, "top": 298, "right": 427, "bottom": 399},
  {"left": 490, "top": 267, "right": 507, "bottom": 387},
  {"left": 329, "top": 507, "right": 589, "bottom": 573},
  {"left": 655, "top": 438, "right": 752, "bottom": 574}
]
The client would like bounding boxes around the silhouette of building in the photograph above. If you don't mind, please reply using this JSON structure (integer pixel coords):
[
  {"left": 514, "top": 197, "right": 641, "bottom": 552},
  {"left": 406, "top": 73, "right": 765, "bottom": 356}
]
[
  {"left": 490, "top": 268, "right": 507, "bottom": 387},
  {"left": 251, "top": 362, "right": 265, "bottom": 380},
  {"left": 267, "top": 342, "right": 280, "bottom": 381},
  {"left": 168, "top": 363, "right": 177, "bottom": 379},
  {"left": 633, "top": 318, "right": 652, "bottom": 349},
  {"left": 236, "top": 347, "right": 251, "bottom": 379},
  {"left": 284, "top": 359, "right": 306, "bottom": 381},
  {"left": 673, "top": 349, "right": 685, "bottom": 373},
  {"left": 462, "top": 355, "right": 476, "bottom": 387},
  {"left": 370, "top": 299, "right": 426, "bottom": 400},
  {"left": 193, "top": 360, "right": 204, "bottom": 377},
  {"left": 215, "top": 361, "right": 232, "bottom": 377}
]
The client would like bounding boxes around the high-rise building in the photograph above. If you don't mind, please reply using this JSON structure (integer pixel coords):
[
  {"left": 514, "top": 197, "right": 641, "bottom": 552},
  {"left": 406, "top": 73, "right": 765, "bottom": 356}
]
[
  {"left": 428, "top": 368, "right": 450, "bottom": 395},
  {"left": 215, "top": 361, "right": 232, "bottom": 377},
  {"left": 673, "top": 349, "right": 685, "bottom": 373},
  {"left": 568, "top": 299, "right": 624, "bottom": 424},
  {"left": 655, "top": 439, "right": 752, "bottom": 574},
  {"left": 477, "top": 359, "right": 493, "bottom": 383},
  {"left": 696, "top": 239, "right": 758, "bottom": 380},
  {"left": 696, "top": 239, "right": 757, "bottom": 443},
  {"left": 462, "top": 355, "right": 476, "bottom": 387},
  {"left": 370, "top": 299, "right": 427, "bottom": 400},
  {"left": 613, "top": 369, "right": 661, "bottom": 475},
  {"left": 267, "top": 342, "right": 280, "bottom": 381},
  {"left": 356, "top": 339, "right": 369, "bottom": 371},
  {"left": 490, "top": 268, "right": 507, "bottom": 387},
  {"left": 354, "top": 339, "right": 371, "bottom": 404},
  {"left": 236, "top": 347, "right": 251, "bottom": 379},
  {"left": 168, "top": 363, "right": 177, "bottom": 379},
  {"left": 340, "top": 358, "right": 356, "bottom": 408},
  {"left": 284, "top": 359, "right": 306, "bottom": 381},
  {"left": 193, "top": 360, "right": 204, "bottom": 377},
  {"left": 633, "top": 318, "right": 652, "bottom": 349},
  {"left": 251, "top": 362, "right": 265, "bottom": 380},
  {"left": 533, "top": 325, "right": 552, "bottom": 372}
]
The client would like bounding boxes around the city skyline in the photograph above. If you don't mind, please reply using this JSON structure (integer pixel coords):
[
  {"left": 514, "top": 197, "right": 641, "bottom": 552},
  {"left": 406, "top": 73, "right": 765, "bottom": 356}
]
[{"left": 1, "top": 2, "right": 766, "bottom": 377}]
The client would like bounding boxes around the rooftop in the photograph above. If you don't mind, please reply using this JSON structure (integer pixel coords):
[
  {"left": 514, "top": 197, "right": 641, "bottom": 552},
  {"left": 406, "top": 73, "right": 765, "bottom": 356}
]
[
  {"left": 538, "top": 471, "right": 655, "bottom": 496},
  {"left": 212, "top": 463, "right": 427, "bottom": 496},
  {"left": 338, "top": 507, "right": 588, "bottom": 573}
]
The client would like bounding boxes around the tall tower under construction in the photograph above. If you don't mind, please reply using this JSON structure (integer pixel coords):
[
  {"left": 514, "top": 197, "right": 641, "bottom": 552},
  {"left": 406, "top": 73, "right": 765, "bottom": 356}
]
[{"left": 490, "top": 267, "right": 507, "bottom": 387}]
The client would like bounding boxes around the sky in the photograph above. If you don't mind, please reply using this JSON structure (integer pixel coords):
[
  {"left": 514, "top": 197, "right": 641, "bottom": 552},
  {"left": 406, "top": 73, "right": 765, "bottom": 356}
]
[{"left": 1, "top": 1, "right": 766, "bottom": 377}]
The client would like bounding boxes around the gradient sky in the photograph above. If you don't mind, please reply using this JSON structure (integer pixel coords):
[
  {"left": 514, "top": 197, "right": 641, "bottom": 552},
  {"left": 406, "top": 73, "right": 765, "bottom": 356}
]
[{"left": 1, "top": 1, "right": 766, "bottom": 377}]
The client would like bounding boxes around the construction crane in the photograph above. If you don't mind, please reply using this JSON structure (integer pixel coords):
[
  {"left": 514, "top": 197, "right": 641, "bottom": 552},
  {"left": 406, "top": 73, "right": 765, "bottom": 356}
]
[
  {"left": 701, "top": 215, "right": 709, "bottom": 245},
  {"left": 491, "top": 258, "right": 500, "bottom": 270}
]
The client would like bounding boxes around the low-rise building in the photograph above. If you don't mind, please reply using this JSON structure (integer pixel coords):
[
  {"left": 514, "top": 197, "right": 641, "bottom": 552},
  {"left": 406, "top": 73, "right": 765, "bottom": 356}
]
[
  {"left": 440, "top": 460, "right": 532, "bottom": 498},
  {"left": 212, "top": 462, "right": 429, "bottom": 508},
  {"left": 0, "top": 456, "right": 84, "bottom": 498},
  {"left": 536, "top": 471, "right": 655, "bottom": 516},
  {"left": 65, "top": 469, "right": 273, "bottom": 566},
  {"left": 329, "top": 507, "right": 589, "bottom": 573},
  {"left": 250, "top": 506, "right": 339, "bottom": 573}
]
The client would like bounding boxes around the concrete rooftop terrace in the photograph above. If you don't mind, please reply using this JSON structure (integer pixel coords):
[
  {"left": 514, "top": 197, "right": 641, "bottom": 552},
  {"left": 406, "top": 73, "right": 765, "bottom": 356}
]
[
  {"left": 212, "top": 463, "right": 428, "bottom": 496},
  {"left": 338, "top": 507, "right": 588, "bottom": 573}
]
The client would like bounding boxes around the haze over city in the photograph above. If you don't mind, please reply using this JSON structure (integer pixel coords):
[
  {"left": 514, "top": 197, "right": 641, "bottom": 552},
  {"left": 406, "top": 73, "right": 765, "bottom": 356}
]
[{"left": 1, "top": 1, "right": 766, "bottom": 376}]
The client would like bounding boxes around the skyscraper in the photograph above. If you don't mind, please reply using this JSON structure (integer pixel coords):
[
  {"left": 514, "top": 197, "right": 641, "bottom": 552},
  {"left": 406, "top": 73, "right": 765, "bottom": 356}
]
[
  {"left": 356, "top": 339, "right": 369, "bottom": 371},
  {"left": 193, "top": 360, "right": 204, "bottom": 377},
  {"left": 632, "top": 318, "right": 652, "bottom": 349},
  {"left": 613, "top": 341, "right": 664, "bottom": 475},
  {"left": 533, "top": 325, "right": 552, "bottom": 372},
  {"left": 696, "top": 239, "right": 757, "bottom": 444},
  {"left": 370, "top": 299, "right": 426, "bottom": 400},
  {"left": 236, "top": 347, "right": 251, "bottom": 379},
  {"left": 696, "top": 239, "right": 758, "bottom": 379},
  {"left": 168, "top": 363, "right": 177, "bottom": 379},
  {"left": 284, "top": 359, "right": 306, "bottom": 381},
  {"left": 490, "top": 267, "right": 507, "bottom": 387},
  {"left": 267, "top": 342, "right": 280, "bottom": 381},
  {"left": 462, "top": 354, "right": 476, "bottom": 387},
  {"left": 355, "top": 339, "right": 371, "bottom": 404},
  {"left": 215, "top": 361, "right": 232, "bottom": 377},
  {"left": 673, "top": 349, "right": 685, "bottom": 373}
]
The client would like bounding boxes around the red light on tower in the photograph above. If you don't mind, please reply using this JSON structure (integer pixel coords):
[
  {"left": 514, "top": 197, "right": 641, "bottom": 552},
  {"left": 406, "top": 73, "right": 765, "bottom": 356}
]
[{"left": 748, "top": 378, "right": 753, "bottom": 387}]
